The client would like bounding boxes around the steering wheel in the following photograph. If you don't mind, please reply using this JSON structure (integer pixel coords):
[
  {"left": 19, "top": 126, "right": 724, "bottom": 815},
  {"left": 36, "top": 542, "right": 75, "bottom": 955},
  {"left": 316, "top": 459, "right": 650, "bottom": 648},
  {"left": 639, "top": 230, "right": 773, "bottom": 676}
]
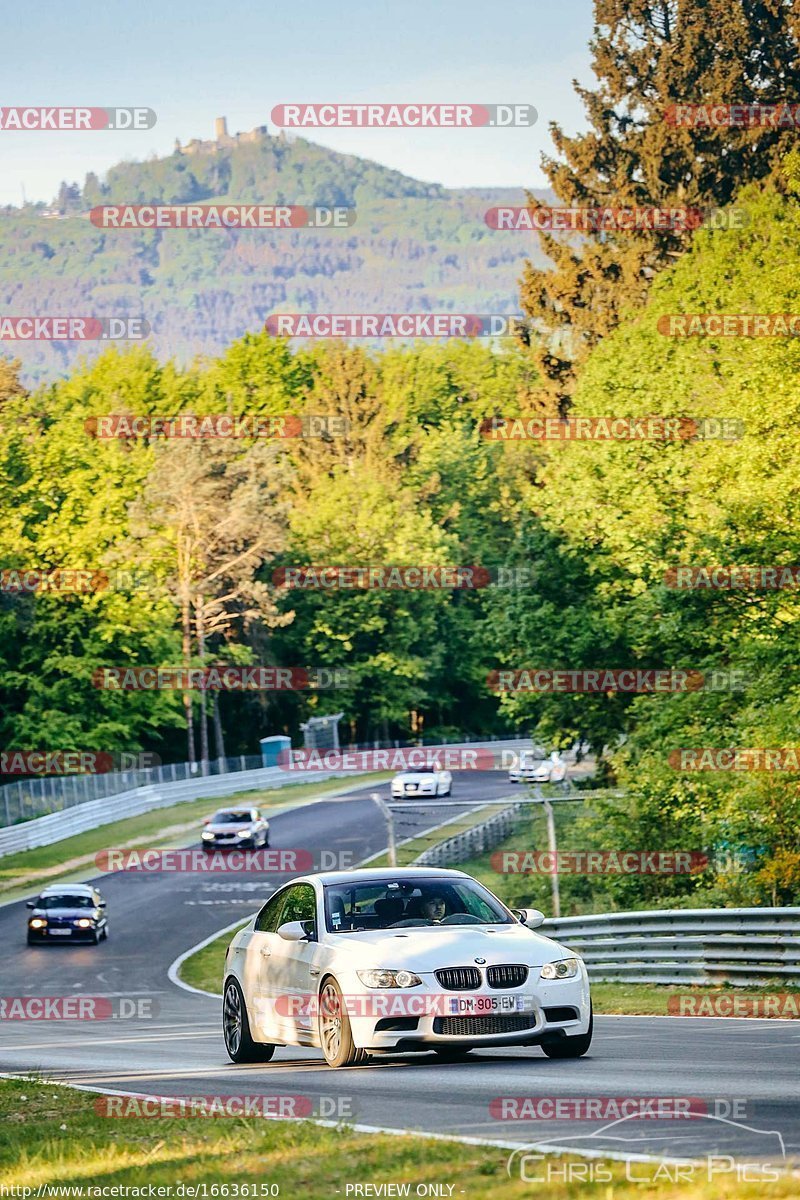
[
  {"left": 441, "top": 913, "right": 484, "bottom": 925},
  {"left": 390, "top": 918, "right": 434, "bottom": 927}
]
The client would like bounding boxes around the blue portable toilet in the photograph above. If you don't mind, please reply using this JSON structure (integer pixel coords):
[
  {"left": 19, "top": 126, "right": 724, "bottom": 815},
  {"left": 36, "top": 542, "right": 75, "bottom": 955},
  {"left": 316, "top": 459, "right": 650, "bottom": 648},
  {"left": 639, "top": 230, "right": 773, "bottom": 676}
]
[{"left": 260, "top": 735, "right": 292, "bottom": 768}]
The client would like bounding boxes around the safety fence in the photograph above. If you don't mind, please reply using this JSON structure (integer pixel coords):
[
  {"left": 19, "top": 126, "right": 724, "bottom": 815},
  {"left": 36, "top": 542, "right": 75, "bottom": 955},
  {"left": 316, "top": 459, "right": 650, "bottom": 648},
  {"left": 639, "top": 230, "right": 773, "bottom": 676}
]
[
  {"left": 0, "top": 736, "right": 534, "bottom": 859},
  {"left": 413, "top": 802, "right": 524, "bottom": 866},
  {"left": 0, "top": 732, "right": 531, "bottom": 828},
  {"left": 542, "top": 907, "right": 800, "bottom": 986}
]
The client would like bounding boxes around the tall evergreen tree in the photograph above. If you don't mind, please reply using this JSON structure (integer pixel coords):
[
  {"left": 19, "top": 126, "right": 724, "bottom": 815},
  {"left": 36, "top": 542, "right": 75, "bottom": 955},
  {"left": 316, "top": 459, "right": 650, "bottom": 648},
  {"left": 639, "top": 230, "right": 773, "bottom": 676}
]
[{"left": 520, "top": 0, "right": 800, "bottom": 412}]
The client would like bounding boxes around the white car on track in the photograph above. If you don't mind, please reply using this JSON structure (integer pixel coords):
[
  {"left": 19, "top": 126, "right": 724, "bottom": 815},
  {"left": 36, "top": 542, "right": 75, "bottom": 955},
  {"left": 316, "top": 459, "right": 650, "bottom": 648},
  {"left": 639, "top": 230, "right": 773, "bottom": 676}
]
[
  {"left": 222, "top": 867, "right": 592, "bottom": 1068},
  {"left": 509, "top": 749, "right": 566, "bottom": 784},
  {"left": 391, "top": 764, "right": 452, "bottom": 799}
]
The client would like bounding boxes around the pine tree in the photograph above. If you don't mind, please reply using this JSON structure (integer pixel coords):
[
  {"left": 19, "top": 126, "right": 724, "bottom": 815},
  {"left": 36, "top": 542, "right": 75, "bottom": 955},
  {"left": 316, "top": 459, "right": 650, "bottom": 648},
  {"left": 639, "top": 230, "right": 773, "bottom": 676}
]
[{"left": 520, "top": 0, "right": 800, "bottom": 413}]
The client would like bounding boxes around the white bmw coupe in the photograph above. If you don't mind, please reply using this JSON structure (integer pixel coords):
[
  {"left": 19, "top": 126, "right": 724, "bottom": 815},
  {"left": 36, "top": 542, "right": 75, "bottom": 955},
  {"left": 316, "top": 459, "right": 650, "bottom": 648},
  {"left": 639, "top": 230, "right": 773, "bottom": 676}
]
[
  {"left": 390, "top": 764, "right": 452, "bottom": 799},
  {"left": 223, "top": 867, "right": 592, "bottom": 1068}
]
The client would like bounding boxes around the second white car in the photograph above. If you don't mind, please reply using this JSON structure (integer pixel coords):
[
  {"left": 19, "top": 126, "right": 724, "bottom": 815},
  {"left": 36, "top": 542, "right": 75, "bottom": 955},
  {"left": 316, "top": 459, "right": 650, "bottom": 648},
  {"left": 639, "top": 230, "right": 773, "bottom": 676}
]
[{"left": 391, "top": 764, "right": 452, "bottom": 799}]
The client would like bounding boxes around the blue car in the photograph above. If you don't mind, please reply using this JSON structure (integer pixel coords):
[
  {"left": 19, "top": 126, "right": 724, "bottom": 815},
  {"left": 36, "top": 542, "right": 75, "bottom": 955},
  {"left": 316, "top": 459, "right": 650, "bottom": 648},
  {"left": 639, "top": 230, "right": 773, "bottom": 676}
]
[{"left": 26, "top": 883, "right": 108, "bottom": 945}]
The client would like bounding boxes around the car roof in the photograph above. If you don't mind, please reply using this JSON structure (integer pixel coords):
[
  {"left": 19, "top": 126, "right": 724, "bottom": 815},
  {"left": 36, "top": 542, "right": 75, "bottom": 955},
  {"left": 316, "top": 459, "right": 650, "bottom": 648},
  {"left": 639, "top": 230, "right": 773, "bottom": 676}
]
[
  {"left": 212, "top": 805, "right": 256, "bottom": 813},
  {"left": 39, "top": 883, "right": 97, "bottom": 894},
  {"left": 293, "top": 867, "right": 470, "bottom": 887}
]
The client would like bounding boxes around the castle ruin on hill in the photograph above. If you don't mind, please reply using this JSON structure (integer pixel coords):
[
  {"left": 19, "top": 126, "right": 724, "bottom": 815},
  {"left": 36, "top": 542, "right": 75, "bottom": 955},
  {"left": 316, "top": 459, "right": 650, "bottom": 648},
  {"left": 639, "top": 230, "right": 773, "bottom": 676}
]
[{"left": 174, "top": 116, "right": 270, "bottom": 156}]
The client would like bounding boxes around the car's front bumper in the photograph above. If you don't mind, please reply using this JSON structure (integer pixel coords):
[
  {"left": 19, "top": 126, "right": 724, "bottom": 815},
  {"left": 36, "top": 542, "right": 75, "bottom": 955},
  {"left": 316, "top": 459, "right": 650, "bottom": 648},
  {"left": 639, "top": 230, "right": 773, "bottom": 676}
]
[
  {"left": 28, "top": 925, "right": 101, "bottom": 942},
  {"left": 202, "top": 834, "right": 258, "bottom": 848},
  {"left": 336, "top": 970, "right": 590, "bottom": 1051}
]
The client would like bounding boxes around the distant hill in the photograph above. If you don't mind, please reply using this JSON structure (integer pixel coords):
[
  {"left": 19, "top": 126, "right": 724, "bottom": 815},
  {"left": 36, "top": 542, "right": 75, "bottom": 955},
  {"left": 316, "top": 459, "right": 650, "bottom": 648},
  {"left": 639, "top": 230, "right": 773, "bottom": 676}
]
[{"left": 0, "top": 129, "right": 550, "bottom": 382}]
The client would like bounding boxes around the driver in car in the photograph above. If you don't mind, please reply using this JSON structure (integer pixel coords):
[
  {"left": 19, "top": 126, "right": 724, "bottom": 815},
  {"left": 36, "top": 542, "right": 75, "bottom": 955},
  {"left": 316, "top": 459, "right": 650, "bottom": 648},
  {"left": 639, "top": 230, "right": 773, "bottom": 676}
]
[{"left": 420, "top": 893, "right": 447, "bottom": 923}]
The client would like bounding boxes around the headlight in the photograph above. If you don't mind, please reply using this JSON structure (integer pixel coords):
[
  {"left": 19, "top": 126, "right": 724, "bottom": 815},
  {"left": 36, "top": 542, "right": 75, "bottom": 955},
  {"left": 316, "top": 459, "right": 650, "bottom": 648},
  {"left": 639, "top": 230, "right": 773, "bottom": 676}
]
[
  {"left": 75, "top": 918, "right": 93, "bottom": 928},
  {"left": 201, "top": 831, "right": 214, "bottom": 840},
  {"left": 29, "top": 918, "right": 47, "bottom": 929},
  {"left": 540, "top": 957, "right": 579, "bottom": 980},
  {"left": 357, "top": 969, "right": 423, "bottom": 988},
  {"left": 236, "top": 828, "right": 252, "bottom": 836}
]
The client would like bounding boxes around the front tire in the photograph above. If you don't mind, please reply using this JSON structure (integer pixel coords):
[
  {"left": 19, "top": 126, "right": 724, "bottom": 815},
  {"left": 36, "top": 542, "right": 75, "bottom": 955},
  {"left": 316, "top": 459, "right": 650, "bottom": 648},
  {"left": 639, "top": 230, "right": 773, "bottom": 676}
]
[
  {"left": 318, "top": 978, "right": 368, "bottom": 1068},
  {"left": 541, "top": 1006, "right": 593, "bottom": 1059},
  {"left": 223, "top": 978, "right": 275, "bottom": 1063}
]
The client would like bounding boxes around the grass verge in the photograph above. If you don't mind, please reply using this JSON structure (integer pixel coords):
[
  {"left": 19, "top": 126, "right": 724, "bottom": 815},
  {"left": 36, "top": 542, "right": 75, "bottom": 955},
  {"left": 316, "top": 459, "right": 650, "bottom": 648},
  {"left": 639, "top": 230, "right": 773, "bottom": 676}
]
[{"left": 0, "top": 1077, "right": 795, "bottom": 1196}]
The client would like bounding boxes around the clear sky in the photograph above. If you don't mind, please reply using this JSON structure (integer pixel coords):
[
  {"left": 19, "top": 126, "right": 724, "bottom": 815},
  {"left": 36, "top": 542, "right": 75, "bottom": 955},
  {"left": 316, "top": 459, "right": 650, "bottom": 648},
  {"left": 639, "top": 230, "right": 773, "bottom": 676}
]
[{"left": 1, "top": 0, "right": 595, "bottom": 204}]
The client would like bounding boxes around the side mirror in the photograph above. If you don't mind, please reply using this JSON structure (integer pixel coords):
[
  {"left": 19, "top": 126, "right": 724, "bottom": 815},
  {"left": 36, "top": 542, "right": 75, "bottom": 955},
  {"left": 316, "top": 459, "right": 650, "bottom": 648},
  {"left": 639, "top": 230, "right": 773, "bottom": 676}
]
[
  {"left": 25, "top": 900, "right": 36, "bottom": 909},
  {"left": 516, "top": 907, "right": 546, "bottom": 929},
  {"left": 277, "top": 920, "right": 313, "bottom": 942},
  {"left": 202, "top": 818, "right": 211, "bottom": 826},
  {"left": 97, "top": 900, "right": 107, "bottom": 908}
]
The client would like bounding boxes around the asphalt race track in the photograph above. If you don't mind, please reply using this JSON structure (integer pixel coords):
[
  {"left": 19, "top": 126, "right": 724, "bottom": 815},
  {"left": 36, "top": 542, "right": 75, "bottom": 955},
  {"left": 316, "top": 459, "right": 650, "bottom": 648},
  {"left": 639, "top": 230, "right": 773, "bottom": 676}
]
[{"left": 1, "top": 771, "right": 798, "bottom": 1172}]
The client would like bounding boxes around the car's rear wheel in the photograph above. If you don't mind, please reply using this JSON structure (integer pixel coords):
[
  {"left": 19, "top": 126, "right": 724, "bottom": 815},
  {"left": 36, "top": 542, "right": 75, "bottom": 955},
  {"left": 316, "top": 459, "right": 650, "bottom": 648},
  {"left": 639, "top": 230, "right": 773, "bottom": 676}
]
[
  {"left": 223, "top": 978, "right": 275, "bottom": 1063},
  {"left": 541, "top": 1006, "right": 593, "bottom": 1059},
  {"left": 318, "top": 978, "right": 368, "bottom": 1068}
]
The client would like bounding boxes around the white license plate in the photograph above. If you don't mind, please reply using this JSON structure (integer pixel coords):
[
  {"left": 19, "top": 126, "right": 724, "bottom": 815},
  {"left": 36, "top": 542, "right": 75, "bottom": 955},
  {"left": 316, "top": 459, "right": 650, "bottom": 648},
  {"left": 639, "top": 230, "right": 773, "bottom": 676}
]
[
  {"left": 445, "top": 995, "right": 526, "bottom": 1015},
  {"left": 49, "top": 929, "right": 72, "bottom": 936}
]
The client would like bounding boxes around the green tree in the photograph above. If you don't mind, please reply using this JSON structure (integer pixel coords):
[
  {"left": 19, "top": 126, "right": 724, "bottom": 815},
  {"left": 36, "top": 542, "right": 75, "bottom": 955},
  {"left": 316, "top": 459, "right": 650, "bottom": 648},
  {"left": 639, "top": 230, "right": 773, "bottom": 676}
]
[{"left": 520, "top": 0, "right": 800, "bottom": 412}]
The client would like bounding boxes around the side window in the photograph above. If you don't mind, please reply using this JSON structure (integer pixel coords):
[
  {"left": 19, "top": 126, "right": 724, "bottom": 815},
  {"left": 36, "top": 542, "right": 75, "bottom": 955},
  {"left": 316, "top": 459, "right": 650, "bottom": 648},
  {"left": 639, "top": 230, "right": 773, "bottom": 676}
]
[
  {"left": 277, "top": 884, "right": 317, "bottom": 927},
  {"left": 255, "top": 891, "right": 286, "bottom": 932}
]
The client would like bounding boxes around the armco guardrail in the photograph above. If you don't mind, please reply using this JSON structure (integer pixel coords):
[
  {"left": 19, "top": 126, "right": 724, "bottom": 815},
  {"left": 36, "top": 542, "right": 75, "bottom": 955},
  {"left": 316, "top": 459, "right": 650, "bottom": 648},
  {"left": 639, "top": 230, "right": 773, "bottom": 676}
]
[
  {"left": 0, "top": 733, "right": 533, "bottom": 826},
  {"left": 0, "top": 765, "right": 349, "bottom": 860},
  {"left": 542, "top": 907, "right": 800, "bottom": 986},
  {"left": 0, "top": 737, "right": 534, "bottom": 860},
  {"left": 413, "top": 802, "right": 524, "bottom": 866}
]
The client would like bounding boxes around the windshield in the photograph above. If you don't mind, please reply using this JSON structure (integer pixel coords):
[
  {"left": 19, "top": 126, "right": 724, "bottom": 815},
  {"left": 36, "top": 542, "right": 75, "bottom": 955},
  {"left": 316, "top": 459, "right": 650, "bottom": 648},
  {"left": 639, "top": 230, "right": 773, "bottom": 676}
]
[
  {"left": 211, "top": 811, "right": 252, "bottom": 824},
  {"left": 38, "top": 894, "right": 95, "bottom": 909},
  {"left": 323, "top": 877, "right": 515, "bottom": 932}
]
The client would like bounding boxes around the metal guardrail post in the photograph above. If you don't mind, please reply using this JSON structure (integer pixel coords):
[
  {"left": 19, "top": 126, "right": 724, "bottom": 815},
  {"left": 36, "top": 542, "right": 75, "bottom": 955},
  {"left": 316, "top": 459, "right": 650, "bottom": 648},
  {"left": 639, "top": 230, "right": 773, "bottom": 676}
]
[{"left": 370, "top": 793, "right": 398, "bottom": 866}]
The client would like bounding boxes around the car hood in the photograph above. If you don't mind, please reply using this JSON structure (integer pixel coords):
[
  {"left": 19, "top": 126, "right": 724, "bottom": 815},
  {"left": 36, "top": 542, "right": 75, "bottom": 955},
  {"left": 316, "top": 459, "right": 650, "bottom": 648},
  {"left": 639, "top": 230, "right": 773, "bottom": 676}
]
[
  {"left": 325, "top": 923, "right": 570, "bottom": 971},
  {"left": 31, "top": 906, "right": 98, "bottom": 919},
  {"left": 205, "top": 822, "right": 257, "bottom": 833}
]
